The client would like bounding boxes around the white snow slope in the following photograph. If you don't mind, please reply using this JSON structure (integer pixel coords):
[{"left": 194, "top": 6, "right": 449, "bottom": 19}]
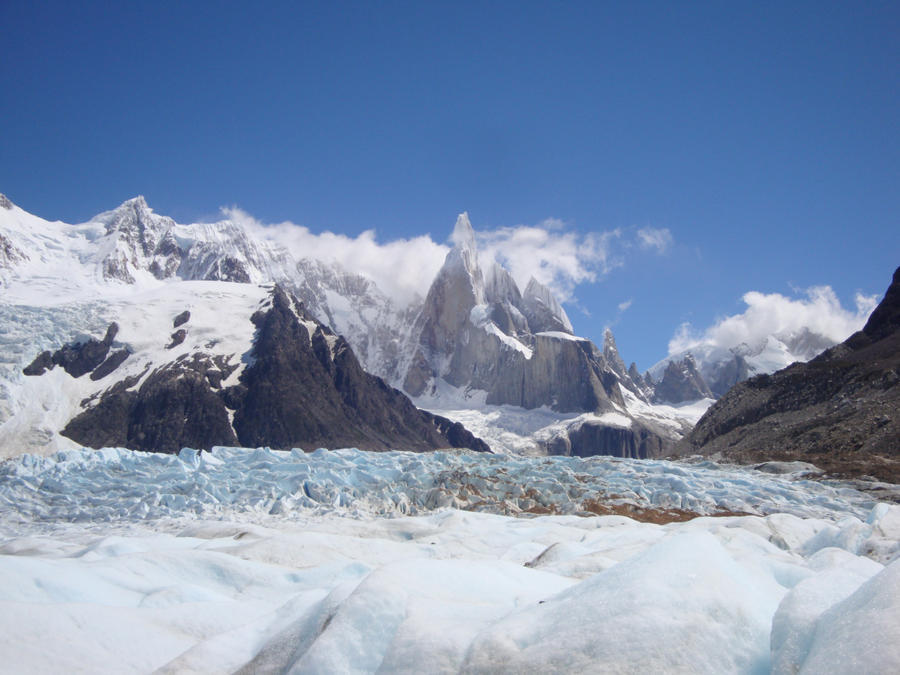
[{"left": 1, "top": 446, "right": 899, "bottom": 674}]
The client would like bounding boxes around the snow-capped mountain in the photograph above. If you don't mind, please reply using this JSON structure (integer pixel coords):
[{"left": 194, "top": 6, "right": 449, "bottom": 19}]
[
  {"left": 648, "top": 327, "right": 841, "bottom": 403},
  {"left": 0, "top": 193, "right": 703, "bottom": 458}
]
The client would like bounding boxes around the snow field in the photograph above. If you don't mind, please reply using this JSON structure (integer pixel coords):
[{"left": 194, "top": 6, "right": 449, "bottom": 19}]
[{"left": 1, "top": 503, "right": 899, "bottom": 673}]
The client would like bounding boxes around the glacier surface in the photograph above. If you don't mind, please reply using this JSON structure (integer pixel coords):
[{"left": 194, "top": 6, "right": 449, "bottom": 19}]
[{"left": 1, "top": 446, "right": 899, "bottom": 673}]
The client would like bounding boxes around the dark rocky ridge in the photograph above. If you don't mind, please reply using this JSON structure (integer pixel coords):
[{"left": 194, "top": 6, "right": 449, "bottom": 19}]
[
  {"left": 228, "top": 287, "right": 488, "bottom": 452},
  {"left": 33, "top": 286, "right": 488, "bottom": 455},
  {"left": 677, "top": 266, "right": 900, "bottom": 482}
]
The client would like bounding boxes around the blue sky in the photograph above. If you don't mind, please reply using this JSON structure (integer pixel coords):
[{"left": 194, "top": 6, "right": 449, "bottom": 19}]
[{"left": 1, "top": 1, "right": 897, "bottom": 369}]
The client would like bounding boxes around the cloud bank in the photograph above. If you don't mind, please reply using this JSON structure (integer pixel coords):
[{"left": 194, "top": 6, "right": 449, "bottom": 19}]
[
  {"left": 221, "top": 208, "right": 641, "bottom": 308},
  {"left": 222, "top": 207, "right": 449, "bottom": 306},
  {"left": 476, "top": 221, "right": 622, "bottom": 303},
  {"left": 669, "top": 286, "right": 878, "bottom": 356}
]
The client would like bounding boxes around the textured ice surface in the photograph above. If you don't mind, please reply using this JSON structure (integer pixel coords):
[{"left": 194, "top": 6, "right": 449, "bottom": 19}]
[
  {"left": 0, "top": 446, "right": 887, "bottom": 530},
  {"left": 2, "top": 447, "right": 899, "bottom": 674}
]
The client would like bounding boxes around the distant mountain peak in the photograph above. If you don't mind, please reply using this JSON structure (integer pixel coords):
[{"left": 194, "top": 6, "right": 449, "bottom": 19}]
[
  {"left": 0, "top": 194, "right": 13, "bottom": 210},
  {"left": 450, "top": 212, "right": 476, "bottom": 249},
  {"left": 121, "top": 195, "right": 149, "bottom": 208}
]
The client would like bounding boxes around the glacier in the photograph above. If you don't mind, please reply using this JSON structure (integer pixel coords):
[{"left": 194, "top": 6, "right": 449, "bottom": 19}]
[{"left": 1, "top": 446, "right": 899, "bottom": 673}]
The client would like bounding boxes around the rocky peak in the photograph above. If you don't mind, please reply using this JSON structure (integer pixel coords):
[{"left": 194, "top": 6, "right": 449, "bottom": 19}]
[
  {"left": 0, "top": 194, "right": 12, "bottom": 210},
  {"left": 522, "top": 277, "right": 573, "bottom": 334},
  {"left": 442, "top": 212, "right": 485, "bottom": 304},
  {"left": 93, "top": 197, "right": 182, "bottom": 282},
  {"left": 603, "top": 329, "right": 628, "bottom": 375},
  {"left": 483, "top": 262, "right": 529, "bottom": 336},
  {"left": 654, "top": 354, "right": 713, "bottom": 404},
  {"left": 450, "top": 212, "right": 478, "bottom": 259},
  {"left": 100, "top": 196, "right": 164, "bottom": 239},
  {"left": 628, "top": 362, "right": 643, "bottom": 383},
  {"left": 859, "top": 265, "right": 900, "bottom": 343},
  {"left": 775, "top": 327, "right": 836, "bottom": 362}
]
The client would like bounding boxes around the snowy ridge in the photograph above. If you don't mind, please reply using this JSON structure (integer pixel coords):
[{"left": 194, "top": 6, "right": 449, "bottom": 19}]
[{"left": 0, "top": 196, "right": 415, "bottom": 382}]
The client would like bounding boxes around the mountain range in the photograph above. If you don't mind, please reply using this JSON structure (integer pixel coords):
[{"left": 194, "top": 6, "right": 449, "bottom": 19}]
[{"left": 0, "top": 193, "right": 870, "bottom": 460}]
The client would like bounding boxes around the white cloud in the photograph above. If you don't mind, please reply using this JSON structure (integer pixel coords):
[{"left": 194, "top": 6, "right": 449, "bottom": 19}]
[
  {"left": 669, "top": 286, "right": 878, "bottom": 356},
  {"left": 636, "top": 227, "right": 673, "bottom": 254},
  {"left": 221, "top": 207, "right": 449, "bottom": 306},
  {"left": 618, "top": 299, "right": 633, "bottom": 312},
  {"left": 219, "top": 208, "right": 626, "bottom": 308},
  {"left": 476, "top": 223, "right": 622, "bottom": 303}
]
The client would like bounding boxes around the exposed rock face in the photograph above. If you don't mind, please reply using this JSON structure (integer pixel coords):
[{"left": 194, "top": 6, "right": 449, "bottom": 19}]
[
  {"left": 90, "top": 349, "right": 131, "bottom": 381},
  {"left": 24, "top": 323, "right": 120, "bottom": 378},
  {"left": 628, "top": 362, "right": 655, "bottom": 400},
  {"left": 173, "top": 310, "right": 191, "bottom": 328},
  {"left": 395, "top": 213, "right": 681, "bottom": 458},
  {"left": 0, "top": 233, "right": 27, "bottom": 269},
  {"left": 291, "top": 257, "right": 419, "bottom": 385},
  {"left": 229, "top": 287, "right": 488, "bottom": 452},
  {"left": 653, "top": 355, "right": 713, "bottom": 404},
  {"left": 603, "top": 330, "right": 650, "bottom": 402},
  {"left": 63, "top": 358, "right": 238, "bottom": 454},
  {"left": 648, "top": 327, "right": 843, "bottom": 404},
  {"left": 564, "top": 420, "right": 672, "bottom": 459},
  {"left": 521, "top": 277, "right": 573, "bottom": 334},
  {"left": 88, "top": 197, "right": 300, "bottom": 287},
  {"left": 0, "top": 194, "right": 13, "bottom": 210},
  {"left": 488, "top": 333, "right": 624, "bottom": 412},
  {"left": 167, "top": 329, "right": 187, "bottom": 349},
  {"left": 678, "top": 266, "right": 900, "bottom": 482},
  {"left": 45, "top": 286, "right": 488, "bottom": 455},
  {"left": 95, "top": 197, "right": 181, "bottom": 283}
]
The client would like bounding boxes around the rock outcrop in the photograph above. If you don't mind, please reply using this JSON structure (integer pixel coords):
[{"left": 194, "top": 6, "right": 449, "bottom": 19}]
[
  {"left": 24, "top": 323, "right": 121, "bottom": 378},
  {"left": 541, "top": 418, "right": 674, "bottom": 459},
  {"left": 677, "top": 266, "right": 900, "bottom": 482}
]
